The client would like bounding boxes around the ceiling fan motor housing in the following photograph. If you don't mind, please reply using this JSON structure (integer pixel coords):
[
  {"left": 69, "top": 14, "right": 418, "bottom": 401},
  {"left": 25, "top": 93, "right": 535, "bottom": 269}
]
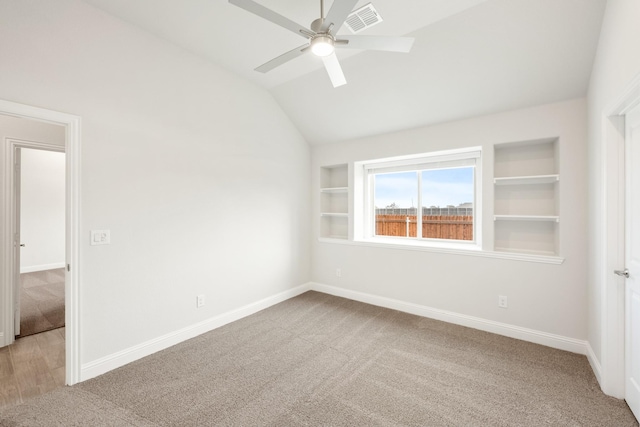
[{"left": 310, "top": 17, "right": 324, "bottom": 32}]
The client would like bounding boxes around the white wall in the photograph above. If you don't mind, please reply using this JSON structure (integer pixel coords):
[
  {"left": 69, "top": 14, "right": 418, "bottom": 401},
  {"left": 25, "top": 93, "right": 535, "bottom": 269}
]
[
  {"left": 20, "top": 148, "right": 66, "bottom": 273},
  {"left": 0, "top": 0, "right": 310, "bottom": 370},
  {"left": 312, "top": 98, "right": 588, "bottom": 344},
  {"left": 586, "top": 0, "right": 640, "bottom": 395}
]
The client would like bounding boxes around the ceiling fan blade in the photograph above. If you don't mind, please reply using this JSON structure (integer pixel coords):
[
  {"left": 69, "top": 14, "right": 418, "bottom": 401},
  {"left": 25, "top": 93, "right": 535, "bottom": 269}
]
[
  {"left": 321, "top": 52, "right": 347, "bottom": 87},
  {"left": 337, "top": 35, "right": 415, "bottom": 52},
  {"left": 321, "top": 0, "right": 359, "bottom": 34},
  {"left": 229, "top": 0, "right": 312, "bottom": 38},
  {"left": 255, "top": 44, "right": 309, "bottom": 73}
]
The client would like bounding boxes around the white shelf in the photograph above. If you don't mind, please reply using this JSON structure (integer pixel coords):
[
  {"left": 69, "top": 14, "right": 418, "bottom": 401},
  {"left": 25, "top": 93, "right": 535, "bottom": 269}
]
[
  {"left": 320, "top": 187, "right": 348, "bottom": 193},
  {"left": 494, "top": 215, "right": 559, "bottom": 222},
  {"left": 494, "top": 174, "right": 559, "bottom": 186},
  {"left": 494, "top": 247, "right": 557, "bottom": 257},
  {"left": 320, "top": 212, "right": 348, "bottom": 218}
]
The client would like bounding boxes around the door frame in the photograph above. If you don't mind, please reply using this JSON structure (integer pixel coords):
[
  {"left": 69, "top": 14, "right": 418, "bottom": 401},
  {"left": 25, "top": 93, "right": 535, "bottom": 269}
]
[
  {"left": 624, "top": 104, "right": 640, "bottom": 419},
  {"left": 599, "top": 72, "right": 640, "bottom": 398},
  {"left": 0, "top": 99, "right": 81, "bottom": 385}
]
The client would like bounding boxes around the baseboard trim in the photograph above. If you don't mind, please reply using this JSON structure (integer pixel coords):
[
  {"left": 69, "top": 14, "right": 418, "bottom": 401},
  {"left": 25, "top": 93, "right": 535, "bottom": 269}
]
[
  {"left": 20, "top": 263, "right": 65, "bottom": 274},
  {"left": 586, "top": 342, "right": 602, "bottom": 386},
  {"left": 309, "top": 282, "right": 588, "bottom": 355},
  {"left": 80, "top": 282, "right": 590, "bottom": 382},
  {"left": 80, "top": 283, "right": 311, "bottom": 382}
]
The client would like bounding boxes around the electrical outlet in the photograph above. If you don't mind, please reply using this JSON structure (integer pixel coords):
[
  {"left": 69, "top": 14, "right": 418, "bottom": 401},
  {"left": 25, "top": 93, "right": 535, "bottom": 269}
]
[
  {"left": 197, "top": 294, "right": 205, "bottom": 308},
  {"left": 90, "top": 230, "right": 111, "bottom": 246},
  {"left": 498, "top": 295, "right": 508, "bottom": 309},
  {"left": 336, "top": 268, "right": 341, "bottom": 277}
]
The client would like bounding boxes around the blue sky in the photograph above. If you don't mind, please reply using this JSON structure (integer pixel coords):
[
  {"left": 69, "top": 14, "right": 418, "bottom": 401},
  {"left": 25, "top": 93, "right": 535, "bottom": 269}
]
[{"left": 374, "top": 167, "right": 474, "bottom": 208}]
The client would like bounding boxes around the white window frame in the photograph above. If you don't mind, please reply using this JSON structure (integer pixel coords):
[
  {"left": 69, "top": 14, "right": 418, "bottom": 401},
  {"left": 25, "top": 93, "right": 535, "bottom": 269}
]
[{"left": 355, "top": 147, "right": 482, "bottom": 251}]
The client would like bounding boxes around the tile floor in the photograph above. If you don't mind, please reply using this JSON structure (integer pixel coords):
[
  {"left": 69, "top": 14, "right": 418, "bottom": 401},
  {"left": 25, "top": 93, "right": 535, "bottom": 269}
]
[{"left": 0, "top": 328, "right": 65, "bottom": 408}]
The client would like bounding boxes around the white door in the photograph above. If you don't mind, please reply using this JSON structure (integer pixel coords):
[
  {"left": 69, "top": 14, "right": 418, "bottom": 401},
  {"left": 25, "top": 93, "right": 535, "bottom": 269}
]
[
  {"left": 624, "top": 104, "right": 640, "bottom": 420},
  {"left": 13, "top": 148, "right": 22, "bottom": 337}
]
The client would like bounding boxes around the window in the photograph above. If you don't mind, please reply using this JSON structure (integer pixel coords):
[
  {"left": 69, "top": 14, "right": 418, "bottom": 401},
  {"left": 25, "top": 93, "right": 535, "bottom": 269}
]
[{"left": 357, "top": 148, "right": 481, "bottom": 248}]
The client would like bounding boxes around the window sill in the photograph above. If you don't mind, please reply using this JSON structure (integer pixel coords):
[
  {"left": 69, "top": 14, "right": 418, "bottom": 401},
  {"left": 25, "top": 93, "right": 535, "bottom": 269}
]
[
  {"left": 317, "top": 237, "right": 564, "bottom": 265},
  {"left": 364, "top": 236, "right": 482, "bottom": 252}
]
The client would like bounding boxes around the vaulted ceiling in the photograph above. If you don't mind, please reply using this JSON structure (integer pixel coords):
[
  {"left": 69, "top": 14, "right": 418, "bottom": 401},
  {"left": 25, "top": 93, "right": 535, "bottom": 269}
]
[{"left": 82, "top": 0, "right": 607, "bottom": 145}]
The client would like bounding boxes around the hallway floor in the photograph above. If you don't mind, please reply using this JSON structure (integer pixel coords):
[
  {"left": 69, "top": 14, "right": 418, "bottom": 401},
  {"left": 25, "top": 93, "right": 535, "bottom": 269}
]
[{"left": 0, "top": 328, "right": 65, "bottom": 408}]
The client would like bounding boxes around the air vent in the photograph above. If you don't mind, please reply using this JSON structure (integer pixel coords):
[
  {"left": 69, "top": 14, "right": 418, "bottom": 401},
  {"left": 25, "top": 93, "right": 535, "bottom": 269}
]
[{"left": 344, "top": 3, "right": 383, "bottom": 34}]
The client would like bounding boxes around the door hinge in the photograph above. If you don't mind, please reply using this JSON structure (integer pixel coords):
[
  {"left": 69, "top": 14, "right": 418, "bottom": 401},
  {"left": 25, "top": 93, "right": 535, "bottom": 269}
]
[{"left": 67, "top": 264, "right": 70, "bottom": 272}]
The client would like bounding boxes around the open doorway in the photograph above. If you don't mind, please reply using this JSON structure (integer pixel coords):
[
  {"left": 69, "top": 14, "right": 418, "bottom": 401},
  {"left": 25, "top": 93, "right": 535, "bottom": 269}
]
[
  {"left": 16, "top": 147, "right": 66, "bottom": 338},
  {"left": 0, "top": 100, "right": 80, "bottom": 397},
  {"left": 0, "top": 115, "right": 67, "bottom": 406}
]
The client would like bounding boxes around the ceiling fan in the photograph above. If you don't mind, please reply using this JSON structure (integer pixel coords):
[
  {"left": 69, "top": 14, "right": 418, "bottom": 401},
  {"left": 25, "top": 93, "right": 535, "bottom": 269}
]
[{"left": 229, "top": 0, "right": 415, "bottom": 87}]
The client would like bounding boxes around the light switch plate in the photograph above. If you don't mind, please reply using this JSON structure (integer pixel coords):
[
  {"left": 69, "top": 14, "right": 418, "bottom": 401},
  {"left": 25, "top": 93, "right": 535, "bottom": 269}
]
[{"left": 90, "top": 230, "right": 111, "bottom": 246}]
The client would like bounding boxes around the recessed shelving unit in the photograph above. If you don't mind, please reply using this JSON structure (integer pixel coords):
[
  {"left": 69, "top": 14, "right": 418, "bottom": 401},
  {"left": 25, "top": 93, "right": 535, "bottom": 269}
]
[
  {"left": 493, "top": 138, "right": 559, "bottom": 256},
  {"left": 320, "top": 164, "right": 349, "bottom": 240}
]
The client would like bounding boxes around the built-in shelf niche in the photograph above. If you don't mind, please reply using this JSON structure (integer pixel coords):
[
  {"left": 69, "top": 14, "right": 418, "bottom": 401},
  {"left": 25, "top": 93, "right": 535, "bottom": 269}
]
[
  {"left": 493, "top": 138, "right": 559, "bottom": 256},
  {"left": 494, "top": 220, "right": 559, "bottom": 256},
  {"left": 320, "top": 164, "right": 348, "bottom": 240}
]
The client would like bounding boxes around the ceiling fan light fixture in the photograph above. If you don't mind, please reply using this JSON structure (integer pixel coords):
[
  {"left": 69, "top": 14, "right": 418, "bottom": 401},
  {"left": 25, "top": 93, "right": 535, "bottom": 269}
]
[{"left": 310, "top": 35, "right": 335, "bottom": 57}]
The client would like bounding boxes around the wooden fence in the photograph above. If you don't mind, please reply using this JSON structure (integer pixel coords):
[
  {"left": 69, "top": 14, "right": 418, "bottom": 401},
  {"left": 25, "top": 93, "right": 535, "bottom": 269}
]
[{"left": 375, "top": 215, "right": 473, "bottom": 241}]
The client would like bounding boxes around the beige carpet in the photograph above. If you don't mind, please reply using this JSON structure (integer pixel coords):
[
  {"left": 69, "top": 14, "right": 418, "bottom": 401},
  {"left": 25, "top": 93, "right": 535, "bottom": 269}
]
[
  {"left": 17, "top": 269, "right": 65, "bottom": 338},
  {"left": 1, "top": 291, "right": 637, "bottom": 426}
]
